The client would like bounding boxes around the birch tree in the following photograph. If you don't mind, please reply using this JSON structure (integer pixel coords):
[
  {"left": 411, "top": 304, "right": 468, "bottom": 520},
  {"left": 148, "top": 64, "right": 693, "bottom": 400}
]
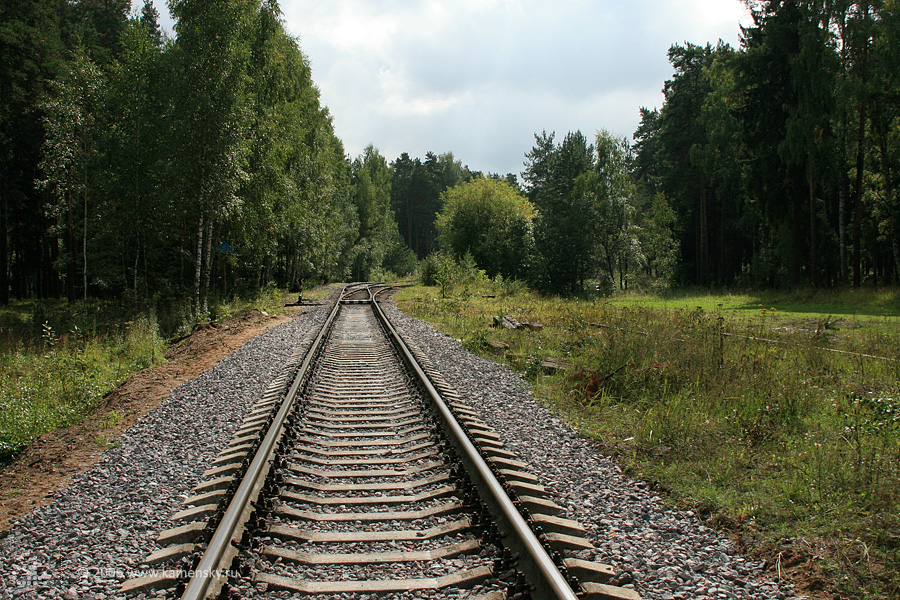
[
  {"left": 168, "top": 0, "right": 255, "bottom": 315},
  {"left": 37, "top": 49, "right": 104, "bottom": 302}
]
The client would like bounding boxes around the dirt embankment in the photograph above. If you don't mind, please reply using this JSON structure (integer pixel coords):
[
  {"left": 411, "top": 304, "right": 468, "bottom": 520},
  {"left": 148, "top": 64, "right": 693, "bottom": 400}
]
[{"left": 0, "top": 306, "right": 304, "bottom": 531}]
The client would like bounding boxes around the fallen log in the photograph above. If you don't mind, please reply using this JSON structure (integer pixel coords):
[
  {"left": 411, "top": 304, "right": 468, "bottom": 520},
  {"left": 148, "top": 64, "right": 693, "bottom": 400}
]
[{"left": 493, "top": 315, "right": 542, "bottom": 332}]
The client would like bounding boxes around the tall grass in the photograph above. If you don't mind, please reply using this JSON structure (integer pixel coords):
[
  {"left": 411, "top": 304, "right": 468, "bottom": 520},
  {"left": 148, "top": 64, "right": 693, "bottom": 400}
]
[
  {"left": 0, "top": 287, "right": 297, "bottom": 463},
  {"left": 397, "top": 283, "right": 900, "bottom": 598},
  {"left": 0, "top": 314, "right": 166, "bottom": 461}
]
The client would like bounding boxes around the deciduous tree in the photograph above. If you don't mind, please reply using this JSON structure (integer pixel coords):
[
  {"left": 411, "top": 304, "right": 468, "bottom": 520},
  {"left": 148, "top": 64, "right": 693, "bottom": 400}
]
[
  {"left": 37, "top": 48, "right": 104, "bottom": 302},
  {"left": 167, "top": 0, "right": 255, "bottom": 314},
  {"left": 436, "top": 177, "right": 534, "bottom": 279}
]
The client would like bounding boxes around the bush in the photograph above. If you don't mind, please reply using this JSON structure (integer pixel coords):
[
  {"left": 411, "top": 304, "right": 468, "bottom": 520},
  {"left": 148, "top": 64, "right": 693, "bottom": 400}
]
[
  {"left": 420, "top": 253, "right": 443, "bottom": 287},
  {"left": 420, "top": 252, "right": 489, "bottom": 298},
  {"left": 435, "top": 177, "right": 535, "bottom": 279},
  {"left": 383, "top": 244, "right": 418, "bottom": 277},
  {"left": 492, "top": 275, "right": 528, "bottom": 298}
]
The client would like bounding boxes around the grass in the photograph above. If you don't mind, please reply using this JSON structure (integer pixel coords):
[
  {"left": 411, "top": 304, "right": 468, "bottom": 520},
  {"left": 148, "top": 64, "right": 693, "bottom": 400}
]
[
  {"left": 0, "top": 313, "right": 167, "bottom": 462},
  {"left": 395, "top": 282, "right": 900, "bottom": 599},
  {"left": 608, "top": 288, "right": 900, "bottom": 320},
  {"left": 0, "top": 286, "right": 300, "bottom": 464}
]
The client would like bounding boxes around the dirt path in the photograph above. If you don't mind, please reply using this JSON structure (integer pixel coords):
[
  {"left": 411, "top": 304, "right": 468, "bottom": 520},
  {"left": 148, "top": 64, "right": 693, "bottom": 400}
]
[{"left": 0, "top": 306, "right": 305, "bottom": 531}]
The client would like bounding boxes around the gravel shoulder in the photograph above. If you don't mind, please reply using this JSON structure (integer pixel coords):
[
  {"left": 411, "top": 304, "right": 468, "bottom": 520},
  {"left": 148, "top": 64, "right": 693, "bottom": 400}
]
[
  {"left": 0, "top": 297, "right": 800, "bottom": 600},
  {"left": 384, "top": 303, "right": 800, "bottom": 600},
  {"left": 0, "top": 303, "right": 331, "bottom": 600}
]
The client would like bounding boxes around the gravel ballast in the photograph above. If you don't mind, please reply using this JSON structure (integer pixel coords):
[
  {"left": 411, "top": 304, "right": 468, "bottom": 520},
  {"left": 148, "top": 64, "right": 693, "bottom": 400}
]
[
  {"left": 1, "top": 298, "right": 799, "bottom": 600},
  {"left": 383, "top": 303, "right": 799, "bottom": 600},
  {"left": 0, "top": 305, "right": 330, "bottom": 600}
]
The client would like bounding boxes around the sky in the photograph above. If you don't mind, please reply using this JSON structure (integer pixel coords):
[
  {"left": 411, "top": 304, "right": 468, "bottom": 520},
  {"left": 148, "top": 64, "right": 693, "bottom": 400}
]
[{"left": 145, "top": 1, "right": 751, "bottom": 177}]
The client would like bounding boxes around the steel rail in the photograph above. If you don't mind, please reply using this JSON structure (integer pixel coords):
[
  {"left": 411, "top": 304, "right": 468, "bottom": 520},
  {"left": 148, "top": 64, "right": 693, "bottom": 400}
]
[
  {"left": 371, "top": 294, "right": 580, "bottom": 600},
  {"left": 179, "top": 287, "right": 346, "bottom": 600},
  {"left": 179, "top": 282, "right": 581, "bottom": 599}
]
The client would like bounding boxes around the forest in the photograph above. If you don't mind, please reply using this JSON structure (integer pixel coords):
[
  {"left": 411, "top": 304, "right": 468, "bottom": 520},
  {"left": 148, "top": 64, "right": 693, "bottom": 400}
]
[
  {"left": 1, "top": 0, "right": 899, "bottom": 319},
  {"left": 513, "top": 0, "right": 900, "bottom": 294},
  {"left": 0, "top": 0, "right": 413, "bottom": 323},
  {"left": 635, "top": 0, "right": 900, "bottom": 290}
]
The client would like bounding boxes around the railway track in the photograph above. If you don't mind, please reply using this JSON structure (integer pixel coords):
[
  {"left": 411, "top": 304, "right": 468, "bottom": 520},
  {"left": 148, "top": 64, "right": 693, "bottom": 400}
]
[{"left": 124, "top": 284, "right": 640, "bottom": 600}]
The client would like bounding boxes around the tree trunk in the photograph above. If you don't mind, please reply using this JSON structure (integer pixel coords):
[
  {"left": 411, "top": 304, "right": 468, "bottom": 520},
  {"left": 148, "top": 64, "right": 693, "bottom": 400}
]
[
  {"left": 406, "top": 196, "right": 413, "bottom": 257},
  {"left": 83, "top": 190, "right": 88, "bottom": 301},
  {"left": 201, "top": 217, "right": 213, "bottom": 314},
  {"left": 892, "top": 235, "right": 900, "bottom": 286},
  {"left": 838, "top": 134, "right": 848, "bottom": 284},
  {"left": 143, "top": 236, "right": 149, "bottom": 299},
  {"left": 66, "top": 190, "right": 76, "bottom": 303},
  {"left": 133, "top": 242, "right": 140, "bottom": 299},
  {"left": 791, "top": 174, "right": 803, "bottom": 287},
  {"left": 887, "top": 176, "right": 900, "bottom": 285},
  {"left": 852, "top": 112, "right": 865, "bottom": 287},
  {"left": 852, "top": 9, "right": 869, "bottom": 287},
  {"left": 0, "top": 190, "right": 8, "bottom": 306},
  {"left": 809, "top": 156, "right": 818, "bottom": 288},
  {"left": 699, "top": 186, "right": 709, "bottom": 285},
  {"left": 719, "top": 193, "right": 726, "bottom": 285},
  {"left": 194, "top": 211, "right": 204, "bottom": 315}
]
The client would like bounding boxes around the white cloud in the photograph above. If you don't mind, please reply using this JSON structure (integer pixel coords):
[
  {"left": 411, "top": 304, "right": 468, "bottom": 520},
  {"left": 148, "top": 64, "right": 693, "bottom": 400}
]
[
  {"left": 144, "top": 0, "right": 749, "bottom": 176},
  {"left": 376, "top": 66, "right": 470, "bottom": 117}
]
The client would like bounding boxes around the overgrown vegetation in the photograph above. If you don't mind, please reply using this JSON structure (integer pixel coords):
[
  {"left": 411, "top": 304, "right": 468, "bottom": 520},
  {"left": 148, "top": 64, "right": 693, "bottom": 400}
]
[
  {"left": 397, "top": 280, "right": 900, "bottom": 599},
  {"left": 0, "top": 307, "right": 166, "bottom": 462},
  {"left": 0, "top": 285, "right": 298, "bottom": 463}
]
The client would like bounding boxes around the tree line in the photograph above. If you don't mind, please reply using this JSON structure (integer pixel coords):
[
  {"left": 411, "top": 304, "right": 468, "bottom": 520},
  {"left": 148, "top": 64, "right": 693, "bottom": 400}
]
[
  {"left": 0, "top": 0, "right": 523, "bottom": 313},
  {"left": 0, "top": 0, "right": 410, "bottom": 316},
  {"left": 438, "top": 0, "right": 900, "bottom": 294},
  {"left": 3, "top": 0, "right": 897, "bottom": 311},
  {"left": 432, "top": 130, "right": 677, "bottom": 296},
  {"left": 635, "top": 0, "right": 900, "bottom": 288}
]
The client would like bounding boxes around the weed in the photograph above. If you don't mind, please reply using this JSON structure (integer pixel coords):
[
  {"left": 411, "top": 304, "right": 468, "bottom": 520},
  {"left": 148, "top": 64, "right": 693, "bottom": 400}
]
[
  {"left": 395, "top": 282, "right": 900, "bottom": 598},
  {"left": 101, "top": 410, "right": 123, "bottom": 430},
  {"left": 0, "top": 311, "right": 166, "bottom": 460},
  {"left": 463, "top": 329, "right": 488, "bottom": 354},
  {"left": 92, "top": 434, "right": 120, "bottom": 449}
]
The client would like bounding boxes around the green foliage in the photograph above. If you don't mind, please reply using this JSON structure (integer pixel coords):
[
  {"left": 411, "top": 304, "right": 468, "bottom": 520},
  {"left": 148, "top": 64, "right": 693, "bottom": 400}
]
[
  {"left": 37, "top": 48, "right": 105, "bottom": 303},
  {"left": 383, "top": 244, "right": 418, "bottom": 278},
  {"left": 420, "top": 252, "right": 487, "bottom": 298},
  {"left": 631, "top": 2, "right": 900, "bottom": 288},
  {"left": 0, "top": 0, "right": 64, "bottom": 305},
  {"left": 169, "top": 0, "right": 258, "bottom": 314},
  {"left": 419, "top": 253, "right": 442, "bottom": 287},
  {"left": 491, "top": 274, "right": 528, "bottom": 298},
  {"left": 523, "top": 129, "right": 675, "bottom": 296},
  {"left": 434, "top": 255, "right": 458, "bottom": 299},
  {"left": 348, "top": 145, "right": 404, "bottom": 281},
  {"left": 1, "top": 0, "right": 370, "bottom": 316},
  {"left": 423, "top": 253, "right": 458, "bottom": 297},
  {"left": 0, "top": 314, "right": 165, "bottom": 460},
  {"left": 397, "top": 283, "right": 900, "bottom": 598},
  {"left": 525, "top": 130, "right": 595, "bottom": 295},
  {"left": 436, "top": 176, "right": 534, "bottom": 279},
  {"left": 580, "top": 131, "right": 643, "bottom": 290},
  {"left": 207, "top": 285, "right": 288, "bottom": 323},
  {"left": 99, "top": 17, "right": 167, "bottom": 298},
  {"left": 391, "top": 151, "right": 476, "bottom": 259},
  {"left": 634, "top": 192, "right": 679, "bottom": 290}
]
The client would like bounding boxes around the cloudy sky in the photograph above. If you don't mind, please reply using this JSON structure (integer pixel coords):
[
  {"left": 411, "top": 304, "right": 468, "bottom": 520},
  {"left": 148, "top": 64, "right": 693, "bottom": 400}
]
[{"left": 148, "top": 1, "right": 751, "bottom": 176}]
